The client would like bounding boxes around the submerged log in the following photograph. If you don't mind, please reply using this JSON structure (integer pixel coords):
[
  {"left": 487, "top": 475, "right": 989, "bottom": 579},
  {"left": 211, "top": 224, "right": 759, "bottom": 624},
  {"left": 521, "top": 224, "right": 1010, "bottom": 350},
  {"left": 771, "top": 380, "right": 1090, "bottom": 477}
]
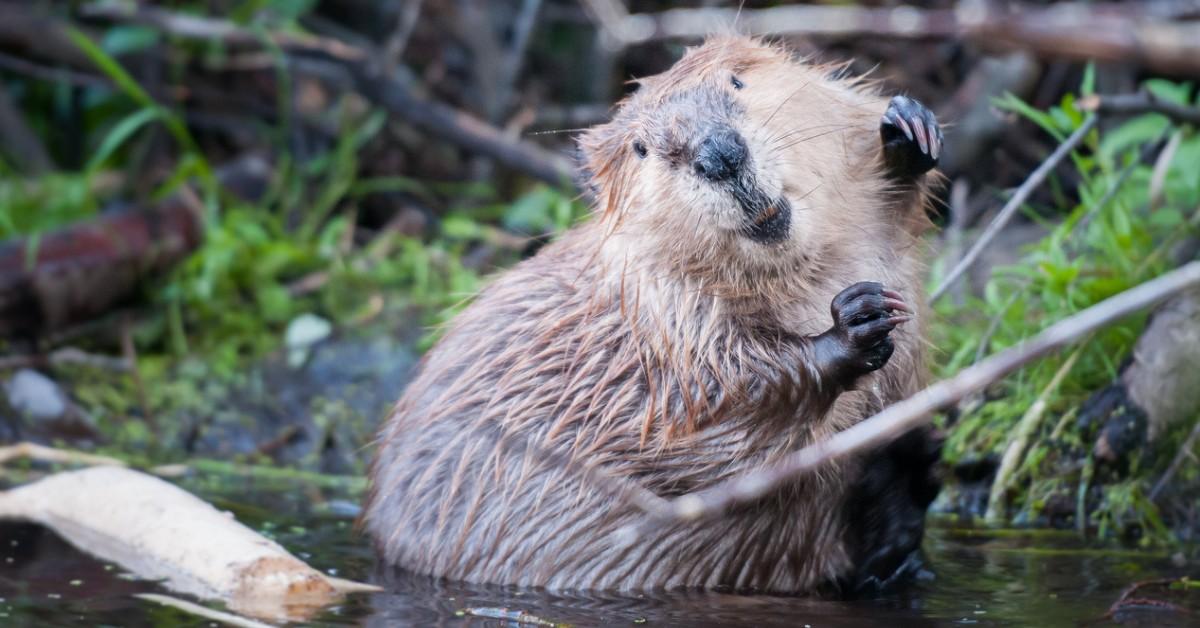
[{"left": 0, "top": 199, "right": 202, "bottom": 338}]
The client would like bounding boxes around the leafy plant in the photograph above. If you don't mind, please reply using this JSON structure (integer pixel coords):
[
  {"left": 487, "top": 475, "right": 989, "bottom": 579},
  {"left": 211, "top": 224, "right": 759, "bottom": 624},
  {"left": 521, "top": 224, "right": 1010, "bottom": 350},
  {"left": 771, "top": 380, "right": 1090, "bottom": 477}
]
[{"left": 935, "top": 75, "right": 1200, "bottom": 540}]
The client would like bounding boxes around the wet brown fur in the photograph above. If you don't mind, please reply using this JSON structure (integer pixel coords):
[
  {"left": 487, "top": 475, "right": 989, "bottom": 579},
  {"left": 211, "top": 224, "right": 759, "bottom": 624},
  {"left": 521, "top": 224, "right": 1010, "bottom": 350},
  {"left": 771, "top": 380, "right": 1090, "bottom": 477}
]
[{"left": 364, "top": 36, "right": 936, "bottom": 592}]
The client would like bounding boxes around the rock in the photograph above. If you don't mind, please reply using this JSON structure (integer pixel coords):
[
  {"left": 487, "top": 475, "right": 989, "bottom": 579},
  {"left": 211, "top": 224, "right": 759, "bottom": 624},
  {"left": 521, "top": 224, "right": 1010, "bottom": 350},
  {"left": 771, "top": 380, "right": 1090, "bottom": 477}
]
[
  {"left": 4, "top": 369, "right": 68, "bottom": 421},
  {"left": 285, "top": 313, "right": 333, "bottom": 368}
]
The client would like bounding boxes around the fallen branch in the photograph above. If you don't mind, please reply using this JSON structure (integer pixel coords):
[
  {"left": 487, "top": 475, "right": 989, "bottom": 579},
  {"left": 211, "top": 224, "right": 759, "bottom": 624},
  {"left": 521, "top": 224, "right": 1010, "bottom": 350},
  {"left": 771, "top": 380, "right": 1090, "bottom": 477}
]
[
  {"left": 930, "top": 116, "right": 1097, "bottom": 303},
  {"left": 588, "top": 2, "right": 1200, "bottom": 75},
  {"left": 629, "top": 261, "right": 1200, "bottom": 527}
]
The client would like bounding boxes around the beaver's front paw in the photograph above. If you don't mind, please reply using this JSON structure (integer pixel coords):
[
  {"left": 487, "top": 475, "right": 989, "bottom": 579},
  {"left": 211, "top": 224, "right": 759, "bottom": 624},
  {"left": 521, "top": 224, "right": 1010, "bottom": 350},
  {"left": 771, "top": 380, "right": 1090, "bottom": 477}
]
[
  {"left": 880, "top": 95, "right": 941, "bottom": 181},
  {"left": 818, "top": 282, "right": 911, "bottom": 382}
]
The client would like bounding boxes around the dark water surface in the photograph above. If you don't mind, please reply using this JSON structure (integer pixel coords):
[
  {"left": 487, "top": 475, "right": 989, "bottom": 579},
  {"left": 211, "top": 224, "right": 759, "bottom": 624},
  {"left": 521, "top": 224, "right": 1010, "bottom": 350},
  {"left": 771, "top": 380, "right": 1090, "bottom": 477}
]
[{"left": 0, "top": 476, "right": 1194, "bottom": 627}]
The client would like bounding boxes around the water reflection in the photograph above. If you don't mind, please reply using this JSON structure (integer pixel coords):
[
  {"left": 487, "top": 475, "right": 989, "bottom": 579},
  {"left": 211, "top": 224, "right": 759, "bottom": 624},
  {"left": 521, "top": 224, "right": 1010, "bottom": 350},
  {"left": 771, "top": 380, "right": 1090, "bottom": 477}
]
[{"left": 0, "top": 481, "right": 1194, "bottom": 627}]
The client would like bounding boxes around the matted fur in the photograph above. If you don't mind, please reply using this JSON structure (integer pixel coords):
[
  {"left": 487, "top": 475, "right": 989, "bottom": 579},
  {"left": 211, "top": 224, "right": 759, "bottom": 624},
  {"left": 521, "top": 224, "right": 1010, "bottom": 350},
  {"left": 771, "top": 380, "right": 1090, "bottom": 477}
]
[{"left": 364, "top": 36, "right": 936, "bottom": 592}]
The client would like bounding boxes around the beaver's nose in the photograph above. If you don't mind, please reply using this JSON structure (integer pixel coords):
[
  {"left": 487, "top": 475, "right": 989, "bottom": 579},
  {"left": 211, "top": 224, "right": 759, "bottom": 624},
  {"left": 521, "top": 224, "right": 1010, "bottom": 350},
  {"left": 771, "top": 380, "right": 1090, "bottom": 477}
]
[{"left": 693, "top": 129, "right": 747, "bottom": 181}]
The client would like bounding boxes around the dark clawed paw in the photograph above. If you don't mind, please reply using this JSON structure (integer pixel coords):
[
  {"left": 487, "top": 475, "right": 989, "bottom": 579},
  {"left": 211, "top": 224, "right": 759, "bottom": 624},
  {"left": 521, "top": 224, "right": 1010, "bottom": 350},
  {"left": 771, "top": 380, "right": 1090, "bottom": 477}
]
[
  {"left": 829, "top": 281, "right": 911, "bottom": 376},
  {"left": 881, "top": 95, "right": 941, "bottom": 181}
]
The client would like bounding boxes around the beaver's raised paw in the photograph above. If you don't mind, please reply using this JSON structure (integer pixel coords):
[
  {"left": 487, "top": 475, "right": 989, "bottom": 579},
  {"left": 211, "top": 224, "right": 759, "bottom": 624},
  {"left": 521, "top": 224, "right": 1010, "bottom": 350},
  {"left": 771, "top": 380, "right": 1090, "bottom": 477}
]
[
  {"left": 880, "top": 95, "right": 941, "bottom": 181},
  {"left": 824, "top": 281, "right": 911, "bottom": 379}
]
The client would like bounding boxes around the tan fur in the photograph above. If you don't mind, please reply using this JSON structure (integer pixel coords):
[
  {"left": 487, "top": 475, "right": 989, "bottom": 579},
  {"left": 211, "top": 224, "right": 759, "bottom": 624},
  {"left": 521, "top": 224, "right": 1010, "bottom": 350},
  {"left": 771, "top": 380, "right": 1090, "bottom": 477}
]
[{"left": 364, "top": 36, "right": 935, "bottom": 592}]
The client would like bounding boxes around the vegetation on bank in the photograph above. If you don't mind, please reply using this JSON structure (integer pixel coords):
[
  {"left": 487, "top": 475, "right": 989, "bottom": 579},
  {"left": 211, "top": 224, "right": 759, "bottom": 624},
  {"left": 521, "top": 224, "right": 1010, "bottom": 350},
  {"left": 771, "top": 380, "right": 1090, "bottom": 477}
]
[{"left": 1, "top": 10, "right": 1198, "bottom": 548}]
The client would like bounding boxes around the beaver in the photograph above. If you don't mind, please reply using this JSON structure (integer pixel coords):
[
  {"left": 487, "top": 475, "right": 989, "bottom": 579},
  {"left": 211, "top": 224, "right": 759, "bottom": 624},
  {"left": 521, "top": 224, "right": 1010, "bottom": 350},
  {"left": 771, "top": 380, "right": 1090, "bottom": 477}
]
[{"left": 364, "top": 36, "right": 942, "bottom": 594}]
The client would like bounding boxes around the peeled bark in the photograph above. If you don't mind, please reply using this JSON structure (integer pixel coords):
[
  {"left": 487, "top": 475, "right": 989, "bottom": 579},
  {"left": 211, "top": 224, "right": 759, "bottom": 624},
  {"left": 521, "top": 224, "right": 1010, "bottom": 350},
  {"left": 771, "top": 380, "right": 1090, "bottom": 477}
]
[{"left": 0, "top": 466, "right": 377, "bottom": 620}]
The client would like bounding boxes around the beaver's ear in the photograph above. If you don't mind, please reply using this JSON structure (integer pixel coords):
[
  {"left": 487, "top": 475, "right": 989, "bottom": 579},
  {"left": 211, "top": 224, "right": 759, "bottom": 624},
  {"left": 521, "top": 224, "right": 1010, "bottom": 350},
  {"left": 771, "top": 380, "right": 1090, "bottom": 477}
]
[{"left": 576, "top": 120, "right": 631, "bottom": 208}]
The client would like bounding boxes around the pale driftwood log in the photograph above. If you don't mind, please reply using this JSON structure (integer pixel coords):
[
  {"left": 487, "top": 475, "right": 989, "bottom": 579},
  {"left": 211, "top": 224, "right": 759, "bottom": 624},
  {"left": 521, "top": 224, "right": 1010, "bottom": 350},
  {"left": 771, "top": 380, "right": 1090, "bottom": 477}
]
[
  {"left": 626, "top": 261, "right": 1200, "bottom": 529},
  {"left": 0, "top": 466, "right": 379, "bottom": 621}
]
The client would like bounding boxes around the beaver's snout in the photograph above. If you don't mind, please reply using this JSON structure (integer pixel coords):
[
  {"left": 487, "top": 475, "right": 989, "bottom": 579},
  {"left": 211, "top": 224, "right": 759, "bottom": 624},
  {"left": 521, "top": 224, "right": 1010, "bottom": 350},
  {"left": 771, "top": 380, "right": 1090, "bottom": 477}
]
[{"left": 693, "top": 127, "right": 747, "bottom": 182}]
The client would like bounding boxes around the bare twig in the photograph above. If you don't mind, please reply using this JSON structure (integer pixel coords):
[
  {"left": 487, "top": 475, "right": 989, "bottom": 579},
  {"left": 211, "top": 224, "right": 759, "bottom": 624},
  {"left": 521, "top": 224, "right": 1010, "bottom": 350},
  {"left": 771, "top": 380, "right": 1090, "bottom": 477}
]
[
  {"left": 1079, "top": 91, "right": 1200, "bottom": 127},
  {"left": 0, "top": 442, "right": 126, "bottom": 468},
  {"left": 120, "top": 314, "right": 155, "bottom": 434},
  {"left": 0, "top": 50, "right": 109, "bottom": 88},
  {"left": 0, "top": 347, "right": 131, "bottom": 372},
  {"left": 1149, "top": 418, "right": 1200, "bottom": 501},
  {"left": 930, "top": 116, "right": 1097, "bottom": 303},
  {"left": 381, "top": 0, "right": 424, "bottom": 74},
  {"left": 973, "top": 284, "right": 1027, "bottom": 365},
  {"left": 1071, "top": 131, "right": 1171, "bottom": 244},
  {"left": 495, "top": 0, "right": 545, "bottom": 122},
  {"left": 629, "top": 262, "right": 1200, "bottom": 527}
]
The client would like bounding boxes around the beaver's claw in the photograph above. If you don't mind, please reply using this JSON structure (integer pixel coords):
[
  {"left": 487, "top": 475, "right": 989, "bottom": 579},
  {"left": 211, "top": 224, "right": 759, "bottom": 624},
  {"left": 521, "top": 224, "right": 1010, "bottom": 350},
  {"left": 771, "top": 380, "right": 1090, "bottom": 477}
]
[
  {"left": 816, "top": 282, "right": 911, "bottom": 383},
  {"left": 880, "top": 95, "right": 941, "bottom": 181}
]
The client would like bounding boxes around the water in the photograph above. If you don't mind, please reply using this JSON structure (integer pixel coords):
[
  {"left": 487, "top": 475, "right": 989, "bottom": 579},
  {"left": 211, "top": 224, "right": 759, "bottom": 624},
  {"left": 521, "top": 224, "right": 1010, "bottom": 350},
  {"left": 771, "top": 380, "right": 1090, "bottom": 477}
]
[{"left": 0, "top": 476, "right": 1194, "bottom": 627}]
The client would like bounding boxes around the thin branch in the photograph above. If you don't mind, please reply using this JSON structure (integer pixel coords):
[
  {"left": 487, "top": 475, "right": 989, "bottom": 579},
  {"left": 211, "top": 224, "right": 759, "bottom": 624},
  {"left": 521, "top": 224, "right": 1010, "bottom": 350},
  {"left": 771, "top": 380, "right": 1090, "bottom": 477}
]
[
  {"left": 1079, "top": 91, "right": 1200, "bottom": 127},
  {"left": 381, "top": 0, "right": 424, "bottom": 75},
  {"left": 930, "top": 116, "right": 1097, "bottom": 303},
  {"left": 0, "top": 442, "right": 127, "bottom": 468},
  {"left": 0, "top": 50, "right": 109, "bottom": 88},
  {"left": 1149, "top": 418, "right": 1200, "bottom": 501},
  {"left": 0, "top": 348, "right": 131, "bottom": 372},
  {"left": 627, "top": 262, "right": 1200, "bottom": 528}
]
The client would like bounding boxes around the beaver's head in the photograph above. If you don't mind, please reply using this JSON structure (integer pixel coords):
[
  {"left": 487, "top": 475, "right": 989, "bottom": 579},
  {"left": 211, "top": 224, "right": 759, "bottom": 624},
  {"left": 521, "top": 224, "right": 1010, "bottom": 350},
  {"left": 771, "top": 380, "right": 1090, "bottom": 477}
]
[{"left": 580, "top": 36, "right": 883, "bottom": 272}]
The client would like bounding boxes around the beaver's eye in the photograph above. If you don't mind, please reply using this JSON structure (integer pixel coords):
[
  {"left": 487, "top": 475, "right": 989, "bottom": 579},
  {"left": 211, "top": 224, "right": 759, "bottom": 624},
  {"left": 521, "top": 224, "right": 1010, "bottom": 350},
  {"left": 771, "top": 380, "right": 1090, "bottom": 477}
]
[
  {"left": 731, "top": 76, "right": 744, "bottom": 90},
  {"left": 633, "top": 140, "right": 648, "bottom": 158}
]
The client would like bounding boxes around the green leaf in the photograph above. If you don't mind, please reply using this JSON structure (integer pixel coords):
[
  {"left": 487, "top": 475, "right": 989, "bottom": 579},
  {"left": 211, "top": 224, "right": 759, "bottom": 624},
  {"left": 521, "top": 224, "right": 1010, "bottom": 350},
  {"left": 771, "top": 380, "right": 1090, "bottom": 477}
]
[
  {"left": 994, "top": 92, "right": 1064, "bottom": 140},
  {"left": 84, "top": 107, "right": 161, "bottom": 175},
  {"left": 1150, "top": 208, "right": 1184, "bottom": 228},
  {"left": 1098, "top": 115, "right": 1168, "bottom": 161},
  {"left": 1080, "top": 62, "right": 1096, "bottom": 96},
  {"left": 1143, "top": 79, "right": 1192, "bottom": 105}
]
